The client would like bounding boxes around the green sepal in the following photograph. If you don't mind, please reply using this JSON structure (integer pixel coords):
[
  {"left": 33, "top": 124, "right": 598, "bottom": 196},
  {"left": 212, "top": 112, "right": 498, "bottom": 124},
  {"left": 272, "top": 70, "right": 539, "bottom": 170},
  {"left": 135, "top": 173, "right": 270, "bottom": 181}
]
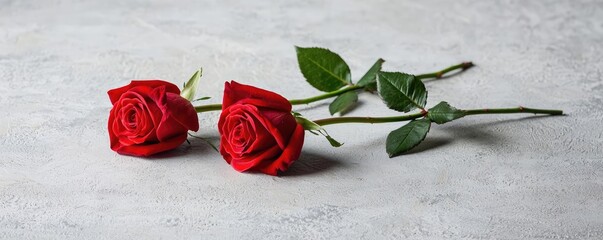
[
  {"left": 427, "top": 101, "right": 466, "bottom": 124},
  {"left": 386, "top": 118, "right": 431, "bottom": 157},
  {"left": 295, "top": 46, "right": 351, "bottom": 92},
  {"left": 293, "top": 112, "right": 343, "bottom": 147},
  {"left": 181, "top": 68, "right": 202, "bottom": 101}
]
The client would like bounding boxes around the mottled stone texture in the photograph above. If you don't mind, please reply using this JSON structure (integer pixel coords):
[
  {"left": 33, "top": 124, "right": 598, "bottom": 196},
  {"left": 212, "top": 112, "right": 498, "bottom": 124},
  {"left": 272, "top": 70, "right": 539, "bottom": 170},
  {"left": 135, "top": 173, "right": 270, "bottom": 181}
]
[{"left": 1, "top": 0, "right": 602, "bottom": 239}]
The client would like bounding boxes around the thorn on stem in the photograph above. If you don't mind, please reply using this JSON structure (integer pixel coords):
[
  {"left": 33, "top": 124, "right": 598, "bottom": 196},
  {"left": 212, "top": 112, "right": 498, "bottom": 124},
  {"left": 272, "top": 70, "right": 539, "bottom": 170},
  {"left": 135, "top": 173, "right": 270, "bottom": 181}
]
[
  {"left": 435, "top": 72, "right": 443, "bottom": 78},
  {"left": 462, "top": 61, "right": 474, "bottom": 70}
]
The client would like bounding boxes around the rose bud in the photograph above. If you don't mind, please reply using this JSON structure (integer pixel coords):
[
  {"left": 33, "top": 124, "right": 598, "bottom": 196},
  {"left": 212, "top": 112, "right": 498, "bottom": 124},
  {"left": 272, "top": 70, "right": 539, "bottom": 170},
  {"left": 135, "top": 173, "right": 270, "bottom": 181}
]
[
  {"left": 108, "top": 80, "right": 199, "bottom": 157},
  {"left": 218, "top": 81, "right": 305, "bottom": 175}
]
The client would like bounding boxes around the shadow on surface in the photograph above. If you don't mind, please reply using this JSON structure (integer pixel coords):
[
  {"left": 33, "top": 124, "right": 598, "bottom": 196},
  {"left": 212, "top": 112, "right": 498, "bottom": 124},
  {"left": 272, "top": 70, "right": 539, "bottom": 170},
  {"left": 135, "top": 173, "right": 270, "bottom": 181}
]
[
  {"left": 405, "top": 137, "right": 453, "bottom": 155},
  {"left": 439, "top": 124, "right": 503, "bottom": 147},
  {"left": 399, "top": 115, "right": 562, "bottom": 156},
  {"left": 145, "top": 135, "right": 220, "bottom": 160},
  {"left": 281, "top": 151, "right": 343, "bottom": 177}
]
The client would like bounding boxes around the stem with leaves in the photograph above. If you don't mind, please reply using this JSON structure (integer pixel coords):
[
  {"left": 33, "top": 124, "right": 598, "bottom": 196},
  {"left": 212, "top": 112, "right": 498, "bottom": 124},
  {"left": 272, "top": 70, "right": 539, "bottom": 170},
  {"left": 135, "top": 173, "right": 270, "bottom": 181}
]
[
  {"left": 194, "top": 62, "right": 473, "bottom": 113},
  {"left": 309, "top": 102, "right": 563, "bottom": 157},
  {"left": 181, "top": 46, "right": 563, "bottom": 164}
]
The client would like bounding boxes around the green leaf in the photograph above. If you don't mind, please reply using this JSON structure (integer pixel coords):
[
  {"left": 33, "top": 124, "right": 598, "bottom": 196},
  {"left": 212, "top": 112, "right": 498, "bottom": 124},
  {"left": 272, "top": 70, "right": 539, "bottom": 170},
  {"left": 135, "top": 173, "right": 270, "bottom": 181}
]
[
  {"left": 293, "top": 113, "right": 343, "bottom": 147},
  {"left": 377, "top": 71, "right": 427, "bottom": 113},
  {"left": 386, "top": 119, "right": 431, "bottom": 157},
  {"left": 329, "top": 91, "right": 358, "bottom": 115},
  {"left": 427, "top": 101, "right": 466, "bottom": 124},
  {"left": 181, "top": 68, "right": 202, "bottom": 101},
  {"left": 356, "top": 58, "right": 385, "bottom": 91},
  {"left": 295, "top": 46, "right": 351, "bottom": 92}
]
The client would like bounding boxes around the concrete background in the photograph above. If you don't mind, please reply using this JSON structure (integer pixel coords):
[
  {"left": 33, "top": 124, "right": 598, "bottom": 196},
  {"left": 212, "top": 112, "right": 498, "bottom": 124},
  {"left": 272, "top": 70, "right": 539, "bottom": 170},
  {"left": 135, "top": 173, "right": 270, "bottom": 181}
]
[{"left": 1, "top": 0, "right": 602, "bottom": 239}]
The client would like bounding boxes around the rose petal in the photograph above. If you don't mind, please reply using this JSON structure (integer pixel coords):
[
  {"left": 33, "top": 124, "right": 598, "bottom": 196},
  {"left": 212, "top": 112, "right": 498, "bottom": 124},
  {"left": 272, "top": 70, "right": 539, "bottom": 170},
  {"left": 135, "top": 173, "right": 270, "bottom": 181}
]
[
  {"left": 243, "top": 106, "right": 291, "bottom": 149},
  {"left": 148, "top": 88, "right": 199, "bottom": 141},
  {"left": 222, "top": 81, "right": 291, "bottom": 112},
  {"left": 115, "top": 88, "right": 162, "bottom": 140},
  {"left": 221, "top": 105, "right": 277, "bottom": 155},
  {"left": 257, "top": 124, "right": 305, "bottom": 176},
  {"left": 112, "top": 133, "right": 188, "bottom": 157},
  {"left": 164, "top": 92, "right": 199, "bottom": 132},
  {"left": 227, "top": 145, "right": 282, "bottom": 173},
  {"left": 219, "top": 135, "right": 234, "bottom": 164},
  {"left": 108, "top": 80, "right": 180, "bottom": 105},
  {"left": 113, "top": 92, "right": 158, "bottom": 144},
  {"left": 242, "top": 112, "right": 276, "bottom": 154}
]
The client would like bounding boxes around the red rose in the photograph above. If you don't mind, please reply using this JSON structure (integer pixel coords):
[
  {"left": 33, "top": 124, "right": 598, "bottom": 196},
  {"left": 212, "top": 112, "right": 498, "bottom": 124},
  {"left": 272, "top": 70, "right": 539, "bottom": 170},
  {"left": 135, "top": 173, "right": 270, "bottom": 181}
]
[
  {"left": 218, "top": 81, "right": 305, "bottom": 175},
  {"left": 108, "top": 80, "right": 199, "bottom": 157}
]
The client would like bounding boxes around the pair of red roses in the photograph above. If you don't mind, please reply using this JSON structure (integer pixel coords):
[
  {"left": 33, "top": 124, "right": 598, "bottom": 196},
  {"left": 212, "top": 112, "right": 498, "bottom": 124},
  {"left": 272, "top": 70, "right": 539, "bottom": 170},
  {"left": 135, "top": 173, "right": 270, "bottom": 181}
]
[
  {"left": 108, "top": 80, "right": 303, "bottom": 175},
  {"left": 107, "top": 59, "right": 563, "bottom": 176}
]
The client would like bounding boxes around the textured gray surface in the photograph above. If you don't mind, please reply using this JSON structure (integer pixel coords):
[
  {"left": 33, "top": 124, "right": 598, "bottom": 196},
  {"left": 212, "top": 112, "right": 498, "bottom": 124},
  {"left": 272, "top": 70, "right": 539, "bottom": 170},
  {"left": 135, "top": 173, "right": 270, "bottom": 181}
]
[{"left": 1, "top": 0, "right": 602, "bottom": 239}]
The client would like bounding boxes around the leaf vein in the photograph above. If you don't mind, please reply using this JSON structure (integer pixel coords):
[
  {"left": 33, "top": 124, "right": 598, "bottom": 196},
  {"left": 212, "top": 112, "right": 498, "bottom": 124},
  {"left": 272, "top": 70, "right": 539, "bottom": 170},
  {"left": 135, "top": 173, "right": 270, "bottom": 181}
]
[
  {"left": 381, "top": 74, "right": 424, "bottom": 109},
  {"left": 299, "top": 52, "right": 349, "bottom": 86}
]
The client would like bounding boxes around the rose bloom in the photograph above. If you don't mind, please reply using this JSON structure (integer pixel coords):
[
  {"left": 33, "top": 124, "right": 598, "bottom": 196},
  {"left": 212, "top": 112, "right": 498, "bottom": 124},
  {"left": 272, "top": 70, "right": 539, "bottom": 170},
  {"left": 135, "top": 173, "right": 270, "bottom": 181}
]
[
  {"left": 218, "top": 81, "right": 305, "bottom": 175},
  {"left": 108, "top": 80, "right": 199, "bottom": 157}
]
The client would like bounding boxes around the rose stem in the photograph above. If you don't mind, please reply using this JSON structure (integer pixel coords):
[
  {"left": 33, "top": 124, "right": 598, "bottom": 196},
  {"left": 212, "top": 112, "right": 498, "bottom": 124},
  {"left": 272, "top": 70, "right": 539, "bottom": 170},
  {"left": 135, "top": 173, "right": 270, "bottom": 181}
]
[
  {"left": 287, "top": 85, "right": 364, "bottom": 105},
  {"left": 194, "top": 104, "right": 222, "bottom": 112},
  {"left": 415, "top": 61, "right": 474, "bottom": 79},
  {"left": 194, "top": 62, "right": 474, "bottom": 113},
  {"left": 312, "top": 107, "right": 563, "bottom": 126}
]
